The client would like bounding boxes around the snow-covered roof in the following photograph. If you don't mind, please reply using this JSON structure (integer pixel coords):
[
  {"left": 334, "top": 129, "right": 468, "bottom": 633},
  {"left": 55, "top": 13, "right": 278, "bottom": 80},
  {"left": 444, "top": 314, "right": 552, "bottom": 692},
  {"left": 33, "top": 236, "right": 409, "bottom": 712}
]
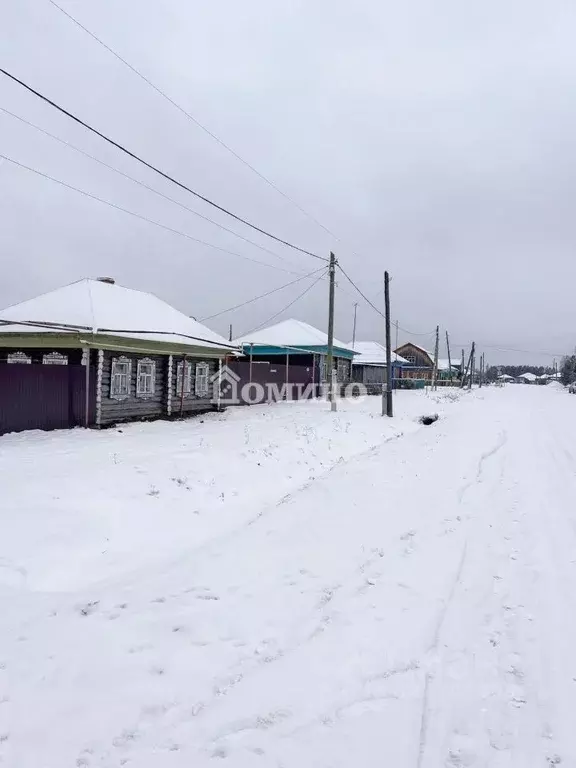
[
  {"left": 0, "top": 278, "right": 235, "bottom": 352},
  {"left": 437, "top": 358, "right": 460, "bottom": 371},
  {"left": 498, "top": 374, "right": 514, "bottom": 380},
  {"left": 518, "top": 372, "right": 538, "bottom": 381},
  {"left": 349, "top": 341, "right": 408, "bottom": 366},
  {"left": 235, "top": 319, "right": 355, "bottom": 353}
]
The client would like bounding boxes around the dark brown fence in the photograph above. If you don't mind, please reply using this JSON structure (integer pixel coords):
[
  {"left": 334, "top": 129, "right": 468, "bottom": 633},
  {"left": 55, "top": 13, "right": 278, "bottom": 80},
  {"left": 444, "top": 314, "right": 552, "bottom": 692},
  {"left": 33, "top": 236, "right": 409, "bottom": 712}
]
[{"left": 0, "top": 364, "right": 95, "bottom": 436}]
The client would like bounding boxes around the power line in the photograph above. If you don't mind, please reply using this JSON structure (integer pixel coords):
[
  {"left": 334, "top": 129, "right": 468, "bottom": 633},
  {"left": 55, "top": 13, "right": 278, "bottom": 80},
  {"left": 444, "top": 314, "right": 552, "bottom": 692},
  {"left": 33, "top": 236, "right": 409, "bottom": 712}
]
[
  {"left": 47, "top": 0, "right": 338, "bottom": 243},
  {"left": 1, "top": 153, "right": 305, "bottom": 276},
  {"left": 239, "top": 269, "right": 328, "bottom": 337},
  {"left": 0, "top": 67, "right": 328, "bottom": 263},
  {"left": 200, "top": 267, "right": 325, "bottom": 321},
  {"left": 0, "top": 106, "right": 293, "bottom": 266},
  {"left": 337, "top": 263, "right": 387, "bottom": 320}
]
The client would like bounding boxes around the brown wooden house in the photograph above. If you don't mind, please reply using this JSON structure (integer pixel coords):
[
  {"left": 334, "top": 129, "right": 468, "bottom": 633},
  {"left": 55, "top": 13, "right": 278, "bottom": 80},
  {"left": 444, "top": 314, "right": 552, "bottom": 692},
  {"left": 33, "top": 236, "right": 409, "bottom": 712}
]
[{"left": 393, "top": 342, "right": 434, "bottom": 381}]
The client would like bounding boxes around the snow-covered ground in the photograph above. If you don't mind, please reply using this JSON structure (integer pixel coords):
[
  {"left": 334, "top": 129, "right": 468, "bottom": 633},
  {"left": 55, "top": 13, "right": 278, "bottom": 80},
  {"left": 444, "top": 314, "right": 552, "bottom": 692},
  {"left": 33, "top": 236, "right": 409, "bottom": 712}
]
[{"left": 1, "top": 386, "right": 575, "bottom": 767}]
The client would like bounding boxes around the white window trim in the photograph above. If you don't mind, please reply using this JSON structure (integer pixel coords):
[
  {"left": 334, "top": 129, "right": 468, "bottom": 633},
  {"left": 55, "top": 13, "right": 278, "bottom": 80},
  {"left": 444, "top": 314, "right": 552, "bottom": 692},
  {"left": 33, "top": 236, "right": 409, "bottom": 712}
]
[
  {"left": 43, "top": 352, "right": 68, "bottom": 365},
  {"left": 195, "top": 362, "right": 210, "bottom": 397},
  {"left": 110, "top": 356, "right": 132, "bottom": 400},
  {"left": 7, "top": 351, "right": 32, "bottom": 364},
  {"left": 136, "top": 358, "right": 156, "bottom": 398},
  {"left": 176, "top": 360, "right": 192, "bottom": 397}
]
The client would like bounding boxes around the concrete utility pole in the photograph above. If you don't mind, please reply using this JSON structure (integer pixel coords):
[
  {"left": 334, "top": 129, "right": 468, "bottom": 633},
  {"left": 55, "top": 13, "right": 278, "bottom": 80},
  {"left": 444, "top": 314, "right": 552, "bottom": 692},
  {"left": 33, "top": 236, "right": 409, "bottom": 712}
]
[
  {"left": 352, "top": 302, "right": 358, "bottom": 348},
  {"left": 383, "top": 271, "right": 393, "bottom": 417},
  {"left": 431, "top": 325, "right": 440, "bottom": 391},
  {"left": 446, "top": 331, "right": 453, "bottom": 384},
  {"left": 326, "top": 251, "right": 337, "bottom": 412}
]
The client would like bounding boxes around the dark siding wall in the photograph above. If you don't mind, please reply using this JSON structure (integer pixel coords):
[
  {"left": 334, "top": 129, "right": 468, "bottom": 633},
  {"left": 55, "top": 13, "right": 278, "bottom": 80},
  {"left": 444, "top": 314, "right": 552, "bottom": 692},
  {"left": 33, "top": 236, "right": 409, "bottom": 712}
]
[
  {"left": 99, "top": 352, "right": 167, "bottom": 426},
  {"left": 170, "top": 356, "right": 218, "bottom": 416}
]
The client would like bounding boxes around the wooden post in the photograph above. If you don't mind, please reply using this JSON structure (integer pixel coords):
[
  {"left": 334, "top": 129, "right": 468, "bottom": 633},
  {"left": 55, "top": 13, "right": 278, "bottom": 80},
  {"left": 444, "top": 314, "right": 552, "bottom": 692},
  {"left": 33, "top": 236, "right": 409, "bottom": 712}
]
[
  {"left": 446, "top": 331, "right": 453, "bottom": 384},
  {"left": 327, "top": 251, "right": 337, "bottom": 412},
  {"left": 228, "top": 324, "right": 233, "bottom": 342},
  {"left": 468, "top": 342, "right": 475, "bottom": 390},
  {"left": 311, "top": 353, "right": 316, "bottom": 399},
  {"left": 384, "top": 270, "right": 393, "bottom": 417},
  {"left": 461, "top": 345, "right": 474, "bottom": 389},
  {"left": 431, "top": 325, "right": 440, "bottom": 391},
  {"left": 179, "top": 354, "right": 186, "bottom": 417},
  {"left": 217, "top": 358, "right": 222, "bottom": 409},
  {"left": 83, "top": 347, "right": 90, "bottom": 427}
]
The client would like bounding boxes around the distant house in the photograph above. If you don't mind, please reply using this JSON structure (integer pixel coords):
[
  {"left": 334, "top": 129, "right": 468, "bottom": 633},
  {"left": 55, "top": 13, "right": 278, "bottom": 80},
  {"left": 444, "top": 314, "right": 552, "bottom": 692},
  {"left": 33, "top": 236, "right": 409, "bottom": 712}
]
[
  {"left": 498, "top": 374, "right": 514, "bottom": 382},
  {"left": 517, "top": 372, "right": 538, "bottom": 384},
  {"left": 0, "top": 278, "right": 237, "bottom": 435},
  {"left": 233, "top": 319, "right": 356, "bottom": 400},
  {"left": 349, "top": 341, "right": 408, "bottom": 394},
  {"left": 393, "top": 343, "right": 434, "bottom": 381},
  {"left": 393, "top": 343, "right": 460, "bottom": 384}
]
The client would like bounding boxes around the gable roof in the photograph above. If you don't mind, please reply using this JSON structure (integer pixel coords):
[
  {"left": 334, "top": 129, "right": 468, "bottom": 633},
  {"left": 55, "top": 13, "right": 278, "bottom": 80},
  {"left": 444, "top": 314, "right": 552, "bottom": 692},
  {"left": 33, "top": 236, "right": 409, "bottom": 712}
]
[
  {"left": 394, "top": 342, "right": 434, "bottom": 365},
  {"left": 349, "top": 341, "right": 408, "bottom": 366},
  {"left": 0, "top": 278, "right": 235, "bottom": 353},
  {"left": 235, "top": 319, "right": 355, "bottom": 354},
  {"left": 518, "top": 371, "right": 538, "bottom": 381}
]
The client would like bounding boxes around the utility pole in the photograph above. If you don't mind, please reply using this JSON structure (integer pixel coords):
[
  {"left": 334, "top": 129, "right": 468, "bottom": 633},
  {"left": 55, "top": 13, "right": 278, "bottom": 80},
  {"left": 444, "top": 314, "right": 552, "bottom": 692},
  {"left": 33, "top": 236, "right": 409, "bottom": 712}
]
[
  {"left": 395, "top": 319, "right": 399, "bottom": 351},
  {"left": 468, "top": 342, "right": 476, "bottom": 390},
  {"left": 461, "top": 344, "right": 474, "bottom": 389},
  {"left": 326, "top": 251, "right": 337, "bottom": 412},
  {"left": 446, "top": 330, "right": 453, "bottom": 384},
  {"left": 383, "top": 271, "right": 393, "bottom": 417},
  {"left": 228, "top": 323, "right": 233, "bottom": 342},
  {"left": 479, "top": 351, "right": 483, "bottom": 388},
  {"left": 352, "top": 302, "right": 358, "bottom": 348},
  {"left": 461, "top": 349, "right": 465, "bottom": 383},
  {"left": 431, "top": 325, "right": 440, "bottom": 391}
]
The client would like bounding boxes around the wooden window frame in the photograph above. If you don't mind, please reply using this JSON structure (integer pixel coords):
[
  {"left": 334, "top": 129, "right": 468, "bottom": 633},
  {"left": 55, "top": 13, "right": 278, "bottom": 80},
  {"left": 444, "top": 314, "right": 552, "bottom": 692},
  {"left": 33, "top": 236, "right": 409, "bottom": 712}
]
[
  {"left": 136, "top": 358, "right": 156, "bottom": 398},
  {"left": 195, "top": 362, "right": 210, "bottom": 397},
  {"left": 110, "top": 356, "right": 132, "bottom": 400},
  {"left": 176, "top": 360, "right": 192, "bottom": 397}
]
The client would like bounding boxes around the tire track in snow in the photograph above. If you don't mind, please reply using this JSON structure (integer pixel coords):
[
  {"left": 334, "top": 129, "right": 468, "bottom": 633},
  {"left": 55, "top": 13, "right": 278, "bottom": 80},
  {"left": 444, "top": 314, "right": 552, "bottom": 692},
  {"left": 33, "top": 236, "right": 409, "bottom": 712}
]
[{"left": 416, "top": 429, "right": 508, "bottom": 768}]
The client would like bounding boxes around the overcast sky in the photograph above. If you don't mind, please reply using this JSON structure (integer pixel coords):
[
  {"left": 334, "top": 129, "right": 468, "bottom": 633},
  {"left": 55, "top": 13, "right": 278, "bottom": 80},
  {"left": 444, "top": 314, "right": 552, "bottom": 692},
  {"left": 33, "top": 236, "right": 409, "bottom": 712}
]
[{"left": 2, "top": 0, "right": 576, "bottom": 365}]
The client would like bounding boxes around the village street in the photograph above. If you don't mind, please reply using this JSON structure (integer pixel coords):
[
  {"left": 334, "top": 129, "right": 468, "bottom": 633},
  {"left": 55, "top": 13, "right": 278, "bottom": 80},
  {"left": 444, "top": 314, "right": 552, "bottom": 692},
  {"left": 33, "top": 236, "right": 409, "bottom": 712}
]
[{"left": 1, "top": 386, "right": 575, "bottom": 767}]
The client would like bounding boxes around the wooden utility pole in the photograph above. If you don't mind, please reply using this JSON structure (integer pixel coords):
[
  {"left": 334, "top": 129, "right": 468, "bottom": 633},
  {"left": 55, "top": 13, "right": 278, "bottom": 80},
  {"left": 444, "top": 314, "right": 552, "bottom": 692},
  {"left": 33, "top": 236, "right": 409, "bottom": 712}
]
[
  {"left": 228, "top": 324, "right": 233, "bottom": 342},
  {"left": 461, "top": 349, "right": 465, "bottom": 383},
  {"left": 431, "top": 325, "right": 440, "bottom": 390},
  {"left": 461, "top": 345, "right": 474, "bottom": 389},
  {"left": 446, "top": 331, "right": 453, "bottom": 384},
  {"left": 352, "top": 303, "right": 358, "bottom": 348},
  {"left": 326, "top": 251, "right": 337, "bottom": 412},
  {"left": 383, "top": 271, "right": 393, "bottom": 417},
  {"left": 468, "top": 342, "right": 476, "bottom": 390}
]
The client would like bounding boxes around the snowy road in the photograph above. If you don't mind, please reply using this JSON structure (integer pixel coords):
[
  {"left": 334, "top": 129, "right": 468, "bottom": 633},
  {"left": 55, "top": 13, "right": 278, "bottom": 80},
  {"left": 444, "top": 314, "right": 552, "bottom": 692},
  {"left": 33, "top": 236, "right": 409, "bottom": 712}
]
[{"left": 1, "top": 386, "right": 576, "bottom": 767}]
